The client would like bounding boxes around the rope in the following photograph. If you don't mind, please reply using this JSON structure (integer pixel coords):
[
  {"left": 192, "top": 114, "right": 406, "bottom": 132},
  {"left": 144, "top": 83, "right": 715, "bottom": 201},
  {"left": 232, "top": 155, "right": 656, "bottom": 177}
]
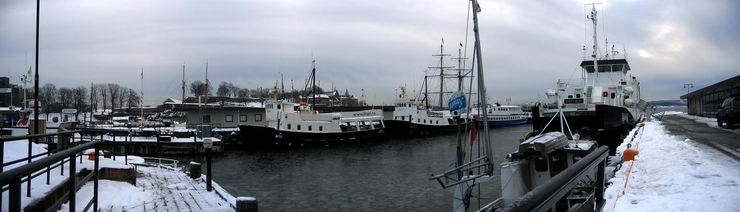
[{"left": 610, "top": 118, "right": 647, "bottom": 210}]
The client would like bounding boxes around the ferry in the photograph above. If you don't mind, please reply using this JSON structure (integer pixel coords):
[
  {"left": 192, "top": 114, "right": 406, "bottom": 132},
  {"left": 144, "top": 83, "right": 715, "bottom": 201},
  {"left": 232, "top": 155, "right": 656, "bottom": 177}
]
[
  {"left": 469, "top": 103, "right": 528, "bottom": 127},
  {"left": 385, "top": 87, "right": 464, "bottom": 135},
  {"left": 531, "top": 4, "right": 648, "bottom": 153}
]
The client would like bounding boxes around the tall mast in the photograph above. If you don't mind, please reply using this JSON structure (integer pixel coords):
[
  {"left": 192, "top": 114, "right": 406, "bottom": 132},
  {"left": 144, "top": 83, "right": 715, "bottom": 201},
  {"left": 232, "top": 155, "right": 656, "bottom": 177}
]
[
  {"left": 205, "top": 60, "right": 209, "bottom": 107},
  {"left": 423, "top": 75, "right": 429, "bottom": 109},
  {"left": 430, "top": 40, "right": 453, "bottom": 109},
  {"left": 451, "top": 46, "right": 468, "bottom": 91},
  {"left": 140, "top": 68, "right": 144, "bottom": 123},
  {"left": 587, "top": 3, "right": 600, "bottom": 86},
  {"left": 471, "top": 0, "right": 494, "bottom": 172},
  {"left": 312, "top": 59, "right": 316, "bottom": 109},
  {"left": 182, "top": 64, "right": 186, "bottom": 102}
]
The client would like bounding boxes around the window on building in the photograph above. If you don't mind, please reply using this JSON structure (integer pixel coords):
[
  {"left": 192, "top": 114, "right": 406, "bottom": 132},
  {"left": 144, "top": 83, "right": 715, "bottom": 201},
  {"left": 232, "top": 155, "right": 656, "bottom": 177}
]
[
  {"left": 225, "top": 115, "right": 234, "bottom": 122},
  {"left": 255, "top": 114, "right": 262, "bottom": 122},
  {"left": 202, "top": 115, "right": 211, "bottom": 123},
  {"left": 240, "top": 115, "right": 247, "bottom": 122}
]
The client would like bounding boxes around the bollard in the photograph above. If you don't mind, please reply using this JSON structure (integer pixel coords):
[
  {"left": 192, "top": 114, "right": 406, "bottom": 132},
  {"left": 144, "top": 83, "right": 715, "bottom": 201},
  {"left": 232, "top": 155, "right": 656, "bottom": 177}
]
[
  {"left": 236, "top": 197, "right": 258, "bottom": 212},
  {"left": 623, "top": 149, "right": 639, "bottom": 161},
  {"left": 189, "top": 161, "right": 202, "bottom": 179}
]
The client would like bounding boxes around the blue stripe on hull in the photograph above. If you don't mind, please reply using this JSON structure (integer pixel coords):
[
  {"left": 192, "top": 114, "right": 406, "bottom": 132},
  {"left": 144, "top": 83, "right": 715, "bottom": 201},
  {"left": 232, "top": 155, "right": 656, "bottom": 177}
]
[{"left": 485, "top": 119, "right": 528, "bottom": 127}]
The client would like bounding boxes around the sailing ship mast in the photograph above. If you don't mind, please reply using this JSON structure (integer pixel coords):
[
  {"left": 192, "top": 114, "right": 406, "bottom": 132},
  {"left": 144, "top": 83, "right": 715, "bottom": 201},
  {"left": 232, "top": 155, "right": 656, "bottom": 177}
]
[{"left": 429, "top": 41, "right": 454, "bottom": 109}]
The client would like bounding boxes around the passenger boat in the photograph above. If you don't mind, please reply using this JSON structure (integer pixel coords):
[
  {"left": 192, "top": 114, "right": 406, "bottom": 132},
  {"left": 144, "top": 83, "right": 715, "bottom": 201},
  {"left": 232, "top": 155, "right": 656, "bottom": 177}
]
[
  {"left": 469, "top": 103, "right": 528, "bottom": 127},
  {"left": 238, "top": 60, "right": 385, "bottom": 146}
]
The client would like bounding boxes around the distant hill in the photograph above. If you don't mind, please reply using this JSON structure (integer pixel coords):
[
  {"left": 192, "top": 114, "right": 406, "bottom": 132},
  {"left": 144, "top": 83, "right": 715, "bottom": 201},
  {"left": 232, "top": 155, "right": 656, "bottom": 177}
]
[{"left": 648, "top": 100, "right": 686, "bottom": 106}]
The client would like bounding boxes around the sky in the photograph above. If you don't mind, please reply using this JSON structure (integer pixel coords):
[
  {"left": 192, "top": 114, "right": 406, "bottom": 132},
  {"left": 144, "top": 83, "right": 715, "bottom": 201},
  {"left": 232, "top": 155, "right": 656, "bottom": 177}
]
[{"left": 1, "top": 0, "right": 738, "bottom": 105}]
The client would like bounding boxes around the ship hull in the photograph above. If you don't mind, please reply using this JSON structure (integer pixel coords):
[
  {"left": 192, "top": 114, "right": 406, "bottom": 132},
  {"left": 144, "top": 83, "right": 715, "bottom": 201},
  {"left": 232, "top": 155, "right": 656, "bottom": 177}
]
[
  {"left": 531, "top": 104, "right": 639, "bottom": 154},
  {"left": 485, "top": 119, "right": 528, "bottom": 127},
  {"left": 238, "top": 124, "right": 385, "bottom": 147}
]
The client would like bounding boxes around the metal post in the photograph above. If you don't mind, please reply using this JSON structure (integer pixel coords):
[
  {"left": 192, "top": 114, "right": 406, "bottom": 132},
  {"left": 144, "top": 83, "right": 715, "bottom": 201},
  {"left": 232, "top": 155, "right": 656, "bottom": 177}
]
[
  {"left": 9, "top": 178, "right": 21, "bottom": 212},
  {"left": 32, "top": 0, "right": 40, "bottom": 198},
  {"left": 0, "top": 139, "right": 3, "bottom": 211},
  {"left": 46, "top": 150, "right": 50, "bottom": 184},
  {"left": 26, "top": 139, "right": 31, "bottom": 197},
  {"left": 93, "top": 145, "right": 99, "bottom": 210},
  {"left": 206, "top": 148, "right": 212, "bottom": 191},
  {"left": 112, "top": 135, "right": 116, "bottom": 160},
  {"left": 68, "top": 153, "right": 76, "bottom": 212},
  {"left": 125, "top": 135, "right": 128, "bottom": 165}
]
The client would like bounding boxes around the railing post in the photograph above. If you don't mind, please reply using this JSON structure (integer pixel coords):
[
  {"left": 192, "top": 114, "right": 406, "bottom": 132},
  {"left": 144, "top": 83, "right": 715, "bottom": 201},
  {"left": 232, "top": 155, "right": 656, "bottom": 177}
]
[
  {"left": 206, "top": 148, "right": 213, "bottom": 191},
  {"left": 125, "top": 134, "right": 128, "bottom": 165},
  {"left": 26, "top": 138, "right": 31, "bottom": 197},
  {"left": 0, "top": 138, "right": 3, "bottom": 211},
  {"left": 93, "top": 145, "right": 99, "bottom": 210},
  {"left": 68, "top": 153, "right": 76, "bottom": 212},
  {"left": 9, "top": 178, "right": 21, "bottom": 212},
  {"left": 46, "top": 150, "right": 50, "bottom": 184}
]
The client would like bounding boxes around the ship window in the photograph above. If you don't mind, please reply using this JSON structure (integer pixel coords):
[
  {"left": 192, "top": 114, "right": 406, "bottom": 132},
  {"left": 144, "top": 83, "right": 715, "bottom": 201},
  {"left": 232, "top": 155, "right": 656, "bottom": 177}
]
[
  {"left": 417, "top": 118, "right": 420, "bottom": 122},
  {"left": 277, "top": 104, "right": 281, "bottom": 109},
  {"left": 308, "top": 126, "right": 312, "bottom": 131},
  {"left": 534, "top": 156, "right": 548, "bottom": 172},
  {"left": 225, "top": 115, "right": 234, "bottom": 122},
  {"left": 319, "top": 126, "right": 323, "bottom": 131},
  {"left": 287, "top": 124, "right": 291, "bottom": 129},
  {"left": 576, "top": 94, "right": 581, "bottom": 98},
  {"left": 297, "top": 125, "right": 301, "bottom": 130},
  {"left": 568, "top": 95, "right": 573, "bottom": 98},
  {"left": 240, "top": 115, "right": 247, "bottom": 122},
  {"left": 436, "top": 120, "right": 439, "bottom": 124},
  {"left": 423, "top": 119, "right": 426, "bottom": 123},
  {"left": 255, "top": 114, "right": 263, "bottom": 121},
  {"left": 401, "top": 116, "right": 405, "bottom": 121},
  {"left": 611, "top": 93, "right": 616, "bottom": 99},
  {"left": 202, "top": 115, "right": 211, "bottom": 123}
]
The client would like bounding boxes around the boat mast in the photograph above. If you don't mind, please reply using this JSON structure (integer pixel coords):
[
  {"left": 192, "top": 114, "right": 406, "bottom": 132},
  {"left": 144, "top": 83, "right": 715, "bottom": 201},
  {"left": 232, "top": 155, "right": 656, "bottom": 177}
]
[
  {"left": 429, "top": 40, "right": 453, "bottom": 109},
  {"left": 471, "top": 0, "right": 494, "bottom": 171},
  {"left": 312, "top": 59, "right": 316, "bottom": 109},
  {"left": 423, "top": 75, "right": 429, "bottom": 109},
  {"left": 587, "top": 3, "right": 600, "bottom": 86},
  {"left": 182, "top": 64, "right": 186, "bottom": 102}
]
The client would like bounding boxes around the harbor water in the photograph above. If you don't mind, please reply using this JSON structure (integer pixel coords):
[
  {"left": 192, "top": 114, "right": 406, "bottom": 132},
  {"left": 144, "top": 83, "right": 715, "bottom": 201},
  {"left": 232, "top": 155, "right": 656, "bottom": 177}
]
[{"left": 204, "top": 124, "right": 530, "bottom": 211}]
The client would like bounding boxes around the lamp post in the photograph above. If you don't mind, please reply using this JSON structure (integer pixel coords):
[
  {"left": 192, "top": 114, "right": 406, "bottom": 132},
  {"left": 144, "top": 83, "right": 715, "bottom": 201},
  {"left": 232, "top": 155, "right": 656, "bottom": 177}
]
[{"left": 683, "top": 83, "right": 693, "bottom": 95}]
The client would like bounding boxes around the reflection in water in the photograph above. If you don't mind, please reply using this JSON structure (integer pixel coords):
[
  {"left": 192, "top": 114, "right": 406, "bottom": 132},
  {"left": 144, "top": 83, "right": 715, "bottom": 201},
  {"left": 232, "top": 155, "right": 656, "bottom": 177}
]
[{"left": 193, "top": 125, "right": 530, "bottom": 211}]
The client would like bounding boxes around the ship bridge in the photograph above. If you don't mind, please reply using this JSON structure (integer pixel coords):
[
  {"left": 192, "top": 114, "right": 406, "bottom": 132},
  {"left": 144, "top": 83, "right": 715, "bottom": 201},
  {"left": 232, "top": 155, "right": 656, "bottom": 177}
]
[{"left": 580, "top": 58, "right": 631, "bottom": 74}]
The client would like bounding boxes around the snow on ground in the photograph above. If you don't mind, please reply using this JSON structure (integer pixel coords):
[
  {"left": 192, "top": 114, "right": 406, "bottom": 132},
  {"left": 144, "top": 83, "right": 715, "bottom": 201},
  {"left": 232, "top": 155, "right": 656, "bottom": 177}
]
[
  {"left": 678, "top": 113, "right": 719, "bottom": 128},
  {"left": 604, "top": 118, "right": 740, "bottom": 211}
]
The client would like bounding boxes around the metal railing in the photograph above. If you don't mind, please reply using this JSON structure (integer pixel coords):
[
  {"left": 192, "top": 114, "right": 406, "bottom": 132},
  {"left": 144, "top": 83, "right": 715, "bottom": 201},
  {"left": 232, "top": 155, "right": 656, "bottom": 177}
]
[
  {"left": 496, "top": 146, "right": 609, "bottom": 212},
  {"left": 0, "top": 131, "right": 101, "bottom": 211}
]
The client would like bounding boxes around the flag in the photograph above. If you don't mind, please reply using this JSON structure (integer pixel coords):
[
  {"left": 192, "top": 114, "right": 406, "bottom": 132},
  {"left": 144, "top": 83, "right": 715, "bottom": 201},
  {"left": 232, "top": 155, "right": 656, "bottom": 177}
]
[
  {"left": 460, "top": 42, "right": 463, "bottom": 47},
  {"left": 27, "top": 66, "right": 32, "bottom": 77},
  {"left": 469, "top": 118, "right": 478, "bottom": 145},
  {"left": 474, "top": 1, "right": 482, "bottom": 12},
  {"left": 141, "top": 69, "right": 144, "bottom": 80}
]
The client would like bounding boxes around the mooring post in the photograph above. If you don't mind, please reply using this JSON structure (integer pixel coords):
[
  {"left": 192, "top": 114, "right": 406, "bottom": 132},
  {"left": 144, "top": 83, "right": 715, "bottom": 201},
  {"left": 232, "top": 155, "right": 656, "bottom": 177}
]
[
  {"left": 236, "top": 197, "right": 258, "bottom": 212},
  {"left": 94, "top": 145, "right": 99, "bottom": 210},
  {"left": 204, "top": 138, "right": 213, "bottom": 192}
]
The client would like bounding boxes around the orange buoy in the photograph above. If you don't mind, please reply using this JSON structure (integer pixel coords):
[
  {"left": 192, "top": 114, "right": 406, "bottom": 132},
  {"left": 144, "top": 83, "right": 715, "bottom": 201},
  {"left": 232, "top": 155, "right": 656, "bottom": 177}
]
[
  {"left": 623, "top": 149, "right": 639, "bottom": 161},
  {"left": 88, "top": 151, "right": 96, "bottom": 160}
]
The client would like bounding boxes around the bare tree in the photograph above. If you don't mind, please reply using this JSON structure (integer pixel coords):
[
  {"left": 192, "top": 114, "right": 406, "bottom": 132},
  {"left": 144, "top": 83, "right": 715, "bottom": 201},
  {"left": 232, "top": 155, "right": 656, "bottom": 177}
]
[
  {"left": 95, "top": 84, "right": 108, "bottom": 114},
  {"left": 217, "top": 81, "right": 235, "bottom": 98},
  {"left": 58, "top": 88, "right": 73, "bottom": 109},
  {"left": 190, "top": 80, "right": 210, "bottom": 97},
  {"left": 127, "top": 88, "right": 140, "bottom": 110},
  {"left": 72, "top": 86, "right": 88, "bottom": 116},
  {"left": 117, "top": 87, "right": 127, "bottom": 112},
  {"left": 107, "top": 83, "right": 121, "bottom": 111},
  {"left": 39, "top": 83, "right": 58, "bottom": 119}
]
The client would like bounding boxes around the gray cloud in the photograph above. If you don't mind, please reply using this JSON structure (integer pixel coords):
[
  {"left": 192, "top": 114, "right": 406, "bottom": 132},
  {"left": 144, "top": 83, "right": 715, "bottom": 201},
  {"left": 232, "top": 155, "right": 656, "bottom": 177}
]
[{"left": 1, "top": 0, "right": 738, "bottom": 105}]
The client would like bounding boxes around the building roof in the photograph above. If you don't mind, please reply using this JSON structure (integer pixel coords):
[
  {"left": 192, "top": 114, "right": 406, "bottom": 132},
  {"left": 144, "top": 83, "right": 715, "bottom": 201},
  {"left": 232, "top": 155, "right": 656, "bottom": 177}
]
[{"left": 680, "top": 74, "right": 740, "bottom": 99}]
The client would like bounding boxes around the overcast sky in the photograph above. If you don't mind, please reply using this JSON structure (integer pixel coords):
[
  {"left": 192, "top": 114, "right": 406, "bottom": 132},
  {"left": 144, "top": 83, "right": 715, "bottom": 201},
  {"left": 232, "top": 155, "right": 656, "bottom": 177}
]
[{"left": 1, "top": 0, "right": 738, "bottom": 105}]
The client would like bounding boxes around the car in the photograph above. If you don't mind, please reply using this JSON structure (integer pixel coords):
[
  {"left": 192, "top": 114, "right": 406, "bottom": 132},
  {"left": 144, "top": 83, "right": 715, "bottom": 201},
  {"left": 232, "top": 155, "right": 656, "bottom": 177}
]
[{"left": 717, "top": 96, "right": 740, "bottom": 129}]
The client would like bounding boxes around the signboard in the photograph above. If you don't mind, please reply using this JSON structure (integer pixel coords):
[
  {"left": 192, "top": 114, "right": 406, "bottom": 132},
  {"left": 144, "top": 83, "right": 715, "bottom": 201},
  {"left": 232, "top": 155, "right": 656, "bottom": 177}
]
[
  {"left": 62, "top": 108, "right": 78, "bottom": 114},
  {"left": 448, "top": 91, "right": 467, "bottom": 116}
]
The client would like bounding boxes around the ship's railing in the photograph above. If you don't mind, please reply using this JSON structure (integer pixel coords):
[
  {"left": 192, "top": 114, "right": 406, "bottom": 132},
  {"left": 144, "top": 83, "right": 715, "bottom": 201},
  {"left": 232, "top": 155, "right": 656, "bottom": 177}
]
[{"left": 490, "top": 146, "right": 609, "bottom": 212}]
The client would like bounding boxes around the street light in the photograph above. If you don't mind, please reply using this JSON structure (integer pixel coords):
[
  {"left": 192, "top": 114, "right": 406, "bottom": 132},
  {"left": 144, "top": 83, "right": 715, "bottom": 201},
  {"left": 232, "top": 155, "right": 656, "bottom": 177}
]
[{"left": 683, "top": 83, "right": 693, "bottom": 95}]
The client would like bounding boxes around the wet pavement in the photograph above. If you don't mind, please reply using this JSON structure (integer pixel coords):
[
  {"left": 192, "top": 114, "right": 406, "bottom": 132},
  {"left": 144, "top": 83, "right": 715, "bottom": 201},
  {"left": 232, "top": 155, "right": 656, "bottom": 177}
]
[{"left": 658, "top": 114, "right": 740, "bottom": 161}]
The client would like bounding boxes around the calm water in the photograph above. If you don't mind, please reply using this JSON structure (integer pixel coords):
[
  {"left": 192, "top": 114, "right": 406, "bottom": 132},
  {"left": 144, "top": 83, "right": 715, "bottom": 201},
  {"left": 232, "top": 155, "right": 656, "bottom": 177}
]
[{"left": 195, "top": 125, "right": 530, "bottom": 211}]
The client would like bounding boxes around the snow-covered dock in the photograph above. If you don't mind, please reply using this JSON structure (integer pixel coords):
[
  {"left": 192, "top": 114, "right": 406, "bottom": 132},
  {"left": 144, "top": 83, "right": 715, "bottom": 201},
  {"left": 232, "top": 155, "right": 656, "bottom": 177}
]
[
  {"left": 62, "top": 163, "right": 236, "bottom": 211},
  {"left": 604, "top": 114, "right": 740, "bottom": 211}
]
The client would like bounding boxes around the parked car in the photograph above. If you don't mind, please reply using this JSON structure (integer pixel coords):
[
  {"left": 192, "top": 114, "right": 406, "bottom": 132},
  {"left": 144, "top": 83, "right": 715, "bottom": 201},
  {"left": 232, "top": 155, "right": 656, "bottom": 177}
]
[{"left": 717, "top": 96, "right": 740, "bottom": 129}]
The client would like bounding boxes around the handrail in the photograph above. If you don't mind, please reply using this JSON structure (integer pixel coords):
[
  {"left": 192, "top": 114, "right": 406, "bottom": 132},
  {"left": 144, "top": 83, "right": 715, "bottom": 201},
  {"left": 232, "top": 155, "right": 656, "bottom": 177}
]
[
  {"left": 0, "top": 131, "right": 78, "bottom": 142},
  {"left": 0, "top": 141, "right": 98, "bottom": 186},
  {"left": 499, "top": 146, "right": 609, "bottom": 212}
]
